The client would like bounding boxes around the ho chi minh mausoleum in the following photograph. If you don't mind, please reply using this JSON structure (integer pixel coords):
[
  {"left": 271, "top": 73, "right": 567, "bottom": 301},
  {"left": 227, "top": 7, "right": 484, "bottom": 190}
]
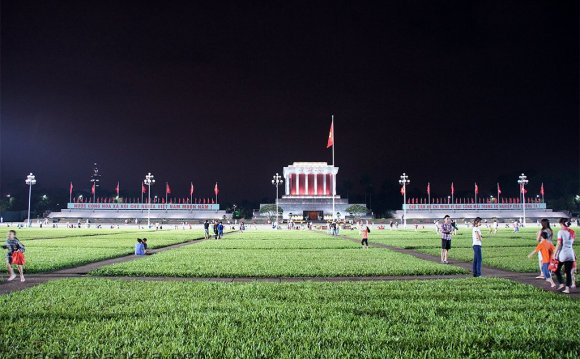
[{"left": 260, "top": 162, "right": 367, "bottom": 221}]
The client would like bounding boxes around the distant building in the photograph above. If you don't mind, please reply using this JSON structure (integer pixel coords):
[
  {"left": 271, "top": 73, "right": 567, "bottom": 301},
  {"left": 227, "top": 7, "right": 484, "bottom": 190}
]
[{"left": 260, "top": 162, "right": 367, "bottom": 221}]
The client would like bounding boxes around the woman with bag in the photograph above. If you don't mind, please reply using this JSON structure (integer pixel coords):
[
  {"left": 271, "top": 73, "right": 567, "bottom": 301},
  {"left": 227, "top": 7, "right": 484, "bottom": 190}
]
[
  {"left": 2, "top": 230, "right": 25, "bottom": 282},
  {"left": 554, "top": 219, "right": 575, "bottom": 294}
]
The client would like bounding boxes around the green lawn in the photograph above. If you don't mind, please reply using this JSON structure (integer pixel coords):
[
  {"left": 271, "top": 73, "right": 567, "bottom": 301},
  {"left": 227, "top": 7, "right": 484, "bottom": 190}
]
[
  {"left": 0, "top": 278, "right": 578, "bottom": 357},
  {"left": 2, "top": 229, "right": 206, "bottom": 273},
  {"left": 365, "top": 227, "right": 575, "bottom": 273},
  {"left": 369, "top": 227, "right": 545, "bottom": 249},
  {"left": 416, "top": 247, "right": 542, "bottom": 273},
  {"left": 92, "top": 230, "right": 465, "bottom": 277}
]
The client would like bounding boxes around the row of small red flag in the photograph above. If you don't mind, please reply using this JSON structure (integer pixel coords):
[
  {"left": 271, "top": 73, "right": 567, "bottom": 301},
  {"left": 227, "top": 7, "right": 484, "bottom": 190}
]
[
  {"left": 403, "top": 182, "right": 545, "bottom": 196},
  {"left": 406, "top": 197, "right": 544, "bottom": 205},
  {"left": 70, "top": 182, "right": 220, "bottom": 197},
  {"left": 72, "top": 197, "right": 217, "bottom": 204}
]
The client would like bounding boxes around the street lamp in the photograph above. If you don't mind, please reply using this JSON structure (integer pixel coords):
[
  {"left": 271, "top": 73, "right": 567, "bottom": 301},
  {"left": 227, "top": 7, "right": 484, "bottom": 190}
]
[
  {"left": 25, "top": 173, "right": 36, "bottom": 227},
  {"left": 272, "top": 173, "right": 283, "bottom": 228},
  {"left": 399, "top": 173, "right": 410, "bottom": 228},
  {"left": 144, "top": 172, "right": 155, "bottom": 228},
  {"left": 517, "top": 173, "right": 528, "bottom": 225}
]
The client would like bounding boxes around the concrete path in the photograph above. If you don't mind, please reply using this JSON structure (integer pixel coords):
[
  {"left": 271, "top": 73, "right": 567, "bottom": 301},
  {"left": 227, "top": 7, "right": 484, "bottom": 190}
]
[
  {"left": 337, "top": 232, "right": 580, "bottom": 299},
  {"left": 0, "top": 234, "right": 211, "bottom": 295}
]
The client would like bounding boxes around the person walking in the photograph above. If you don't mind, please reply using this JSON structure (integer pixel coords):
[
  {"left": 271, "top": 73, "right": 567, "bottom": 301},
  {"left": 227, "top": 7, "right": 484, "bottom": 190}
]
[
  {"left": 554, "top": 219, "right": 575, "bottom": 294},
  {"left": 534, "top": 219, "right": 553, "bottom": 279},
  {"left": 440, "top": 215, "right": 453, "bottom": 264},
  {"left": 360, "top": 224, "right": 370, "bottom": 249},
  {"left": 2, "top": 230, "right": 25, "bottom": 282},
  {"left": 472, "top": 217, "right": 483, "bottom": 277},
  {"left": 528, "top": 231, "right": 556, "bottom": 288},
  {"left": 217, "top": 221, "right": 224, "bottom": 239},
  {"left": 203, "top": 220, "right": 210, "bottom": 239},
  {"left": 213, "top": 221, "right": 218, "bottom": 239}
]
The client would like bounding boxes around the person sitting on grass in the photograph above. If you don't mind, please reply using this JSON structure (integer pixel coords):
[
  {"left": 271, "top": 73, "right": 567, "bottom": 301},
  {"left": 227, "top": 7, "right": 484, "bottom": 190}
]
[
  {"left": 2, "top": 230, "right": 25, "bottom": 282},
  {"left": 360, "top": 224, "right": 370, "bottom": 249},
  {"left": 135, "top": 238, "right": 145, "bottom": 256},
  {"left": 528, "top": 231, "right": 556, "bottom": 288},
  {"left": 142, "top": 238, "right": 150, "bottom": 254}
]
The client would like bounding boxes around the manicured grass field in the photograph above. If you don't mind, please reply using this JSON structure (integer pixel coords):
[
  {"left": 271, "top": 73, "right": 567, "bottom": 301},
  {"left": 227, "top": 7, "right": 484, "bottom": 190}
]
[
  {"left": 2, "top": 229, "right": 205, "bottom": 273},
  {"left": 92, "top": 230, "right": 466, "bottom": 277},
  {"left": 416, "top": 247, "right": 540, "bottom": 272},
  {"left": 365, "top": 227, "right": 576, "bottom": 273},
  {"left": 0, "top": 278, "right": 578, "bottom": 357}
]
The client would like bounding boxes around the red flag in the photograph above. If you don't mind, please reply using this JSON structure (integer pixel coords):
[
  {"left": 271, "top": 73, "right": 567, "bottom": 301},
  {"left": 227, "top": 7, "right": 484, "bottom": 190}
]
[
  {"left": 69, "top": 182, "right": 73, "bottom": 195},
  {"left": 520, "top": 184, "right": 527, "bottom": 194},
  {"left": 214, "top": 182, "right": 219, "bottom": 196},
  {"left": 91, "top": 182, "right": 95, "bottom": 195},
  {"left": 427, "top": 182, "right": 430, "bottom": 196},
  {"left": 115, "top": 181, "right": 120, "bottom": 196},
  {"left": 451, "top": 182, "right": 454, "bottom": 195},
  {"left": 162, "top": 198, "right": 165, "bottom": 204},
  {"left": 166, "top": 182, "right": 171, "bottom": 194},
  {"left": 400, "top": 186, "right": 405, "bottom": 195},
  {"left": 497, "top": 183, "right": 502, "bottom": 195},
  {"left": 212, "top": 198, "right": 215, "bottom": 204},
  {"left": 326, "top": 119, "right": 334, "bottom": 148},
  {"left": 142, "top": 183, "right": 147, "bottom": 194},
  {"left": 474, "top": 182, "right": 478, "bottom": 195},
  {"left": 190, "top": 182, "right": 194, "bottom": 196},
  {"left": 540, "top": 182, "right": 544, "bottom": 196}
]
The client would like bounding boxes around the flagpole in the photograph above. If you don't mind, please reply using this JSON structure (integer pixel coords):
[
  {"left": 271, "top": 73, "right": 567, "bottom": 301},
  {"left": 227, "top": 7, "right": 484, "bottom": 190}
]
[
  {"left": 331, "top": 114, "right": 335, "bottom": 221},
  {"left": 497, "top": 183, "right": 500, "bottom": 210}
]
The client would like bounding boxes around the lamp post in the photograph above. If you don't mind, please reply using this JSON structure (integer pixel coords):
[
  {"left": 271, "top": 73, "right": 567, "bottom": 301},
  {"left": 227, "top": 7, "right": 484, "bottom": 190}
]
[
  {"left": 25, "top": 173, "right": 36, "bottom": 227},
  {"left": 272, "top": 173, "right": 283, "bottom": 229},
  {"left": 399, "top": 173, "right": 410, "bottom": 228},
  {"left": 144, "top": 172, "right": 155, "bottom": 228},
  {"left": 517, "top": 173, "right": 528, "bottom": 226}
]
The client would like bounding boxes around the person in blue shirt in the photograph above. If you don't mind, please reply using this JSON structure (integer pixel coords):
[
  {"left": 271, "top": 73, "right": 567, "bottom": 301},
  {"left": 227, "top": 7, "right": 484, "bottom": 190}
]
[
  {"left": 134, "top": 238, "right": 145, "bottom": 256},
  {"left": 217, "top": 221, "right": 224, "bottom": 239}
]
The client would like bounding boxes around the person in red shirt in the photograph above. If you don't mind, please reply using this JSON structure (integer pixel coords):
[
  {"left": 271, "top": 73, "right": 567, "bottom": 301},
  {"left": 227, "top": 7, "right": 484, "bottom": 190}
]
[{"left": 528, "top": 231, "right": 556, "bottom": 288}]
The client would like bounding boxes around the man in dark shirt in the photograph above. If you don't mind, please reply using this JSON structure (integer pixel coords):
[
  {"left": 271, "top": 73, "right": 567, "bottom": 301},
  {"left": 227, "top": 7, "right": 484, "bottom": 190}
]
[
  {"left": 440, "top": 215, "right": 453, "bottom": 264},
  {"left": 203, "top": 220, "right": 210, "bottom": 239}
]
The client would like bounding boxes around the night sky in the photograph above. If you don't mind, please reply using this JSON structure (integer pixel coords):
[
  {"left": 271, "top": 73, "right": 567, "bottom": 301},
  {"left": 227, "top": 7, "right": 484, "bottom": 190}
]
[{"left": 1, "top": 1, "right": 578, "bottom": 210}]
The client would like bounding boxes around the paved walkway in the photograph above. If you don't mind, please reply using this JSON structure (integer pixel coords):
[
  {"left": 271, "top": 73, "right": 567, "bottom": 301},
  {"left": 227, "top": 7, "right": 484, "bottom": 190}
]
[
  {"left": 337, "top": 232, "right": 580, "bottom": 299},
  {"left": 0, "top": 234, "right": 211, "bottom": 295},
  {"left": 1, "top": 231, "right": 578, "bottom": 299}
]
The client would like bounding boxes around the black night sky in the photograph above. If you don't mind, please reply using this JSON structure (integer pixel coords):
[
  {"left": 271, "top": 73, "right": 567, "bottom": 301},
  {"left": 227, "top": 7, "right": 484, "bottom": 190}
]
[{"left": 1, "top": 1, "right": 578, "bottom": 213}]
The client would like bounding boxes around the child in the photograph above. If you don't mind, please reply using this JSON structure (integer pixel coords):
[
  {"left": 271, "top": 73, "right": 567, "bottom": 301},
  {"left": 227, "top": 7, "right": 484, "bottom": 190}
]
[
  {"left": 528, "top": 232, "right": 556, "bottom": 288},
  {"left": 2, "top": 230, "right": 25, "bottom": 282},
  {"left": 472, "top": 217, "right": 483, "bottom": 277},
  {"left": 360, "top": 225, "right": 370, "bottom": 249}
]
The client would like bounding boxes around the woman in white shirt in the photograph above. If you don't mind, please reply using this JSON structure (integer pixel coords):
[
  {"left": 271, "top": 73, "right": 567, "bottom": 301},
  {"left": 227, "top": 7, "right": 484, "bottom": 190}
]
[
  {"left": 555, "top": 218, "right": 576, "bottom": 294},
  {"left": 472, "top": 217, "right": 483, "bottom": 277}
]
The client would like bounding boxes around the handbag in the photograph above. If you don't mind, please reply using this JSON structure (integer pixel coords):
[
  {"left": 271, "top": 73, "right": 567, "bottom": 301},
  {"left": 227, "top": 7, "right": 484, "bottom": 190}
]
[
  {"left": 548, "top": 258, "right": 559, "bottom": 272},
  {"left": 11, "top": 251, "right": 25, "bottom": 266}
]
